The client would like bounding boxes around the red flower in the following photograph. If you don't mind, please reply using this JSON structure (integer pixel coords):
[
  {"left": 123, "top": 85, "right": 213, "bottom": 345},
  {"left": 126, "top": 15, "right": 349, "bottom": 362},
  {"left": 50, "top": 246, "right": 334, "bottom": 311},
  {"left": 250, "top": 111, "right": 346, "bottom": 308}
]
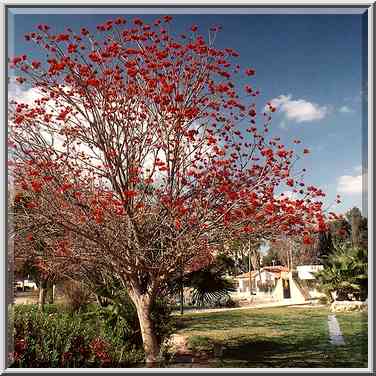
[
  {"left": 244, "top": 85, "right": 253, "bottom": 94},
  {"left": 31, "top": 60, "right": 41, "bottom": 69},
  {"left": 303, "top": 235, "right": 313, "bottom": 245},
  {"left": 286, "top": 179, "right": 294, "bottom": 187},
  {"left": 31, "top": 180, "right": 42, "bottom": 192},
  {"left": 16, "top": 77, "right": 26, "bottom": 84},
  {"left": 26, "top": 201, "right": 37, "bottom": 209},
  {"left": 248, "top": 109, "right": 256, "bottom": 117},
  {"left": 245, "top": 68, "right": 256, "bottom": 76},
  {"left": 124, "top": 190, "right": 137, "bottom": 198},
  {"left": 87, "top": 78, "right": 100, "bottom": 87},
  {"left": 67, "top": 44, "right": 78, "bottom": 53},
  {"left": 14, "top": 115, "right": 25, "bottom": 125},
  {"left": 243, "top": 225, "right": 253, "bottom": 233},
  {"left": 56, "top": 33, "right": 70, "bottom": 42},
  {"left": 15, "top": 339, "right": 27, "bottom": 353},
  {"left": 303, "top": 148, "right": 310, "bottom": 154},
  {"left": 57, "top": 108, "right": 71, "bottom": 121},
  {"left": 37, "top": 24, "right": 50, "bottom": 32},
  {"left": 61, "top": 183, "right": 73, "bottom": 192},
  {"left": 133, "top": 18, "right": 143, "bottom": 26},
  {"left": 114, "top": 17, "right": 125, "bottom": 25},
  {"left": 163, "top": 15, "right": 173, "bottom": 23},
  {"left": 190, "top": 25, "right": 198, "bottom": 32},
  {"left": 88, "top": 51, "right": 102, "bottom": 63}
]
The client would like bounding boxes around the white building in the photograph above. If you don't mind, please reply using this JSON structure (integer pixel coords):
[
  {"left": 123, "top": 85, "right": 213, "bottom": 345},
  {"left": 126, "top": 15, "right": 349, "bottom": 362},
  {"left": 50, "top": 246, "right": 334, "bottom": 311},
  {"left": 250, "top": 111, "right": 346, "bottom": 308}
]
[{"left": 297, "top": 265, "right": 324, "bottom": 280}]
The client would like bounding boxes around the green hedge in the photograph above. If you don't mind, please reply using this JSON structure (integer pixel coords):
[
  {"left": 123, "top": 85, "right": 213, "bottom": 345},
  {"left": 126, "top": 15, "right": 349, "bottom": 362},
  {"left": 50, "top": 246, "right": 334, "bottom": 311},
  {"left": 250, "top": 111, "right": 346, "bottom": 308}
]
[{"left": 10, "top": 299, "right": 174, "bottom": 367}]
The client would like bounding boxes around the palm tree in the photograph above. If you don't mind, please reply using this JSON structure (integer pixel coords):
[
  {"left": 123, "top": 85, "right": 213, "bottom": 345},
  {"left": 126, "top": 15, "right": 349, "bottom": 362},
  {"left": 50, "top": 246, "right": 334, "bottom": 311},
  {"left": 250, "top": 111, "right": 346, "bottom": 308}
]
[
  {"left": 167, "top": 254, "right": 236, "bottom": 311},
  {"left": 314, "top": 243, "right": 367, "bottom": 301}
]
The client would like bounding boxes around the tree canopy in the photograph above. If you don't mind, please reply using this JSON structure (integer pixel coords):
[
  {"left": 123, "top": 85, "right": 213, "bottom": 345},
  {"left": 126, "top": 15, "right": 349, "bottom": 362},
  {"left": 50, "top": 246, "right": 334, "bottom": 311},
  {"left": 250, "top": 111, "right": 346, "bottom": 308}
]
[{"left": 9, "top": 17, "right": 333, "bottom": 363}]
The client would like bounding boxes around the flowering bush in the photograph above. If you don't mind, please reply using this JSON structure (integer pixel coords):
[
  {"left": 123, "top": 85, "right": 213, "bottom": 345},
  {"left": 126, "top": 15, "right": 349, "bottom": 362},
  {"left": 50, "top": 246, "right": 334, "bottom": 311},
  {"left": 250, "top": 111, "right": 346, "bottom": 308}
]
[
  {"left": 9, "top": 300, "right": 173, "bottom": 367},
  {"left": 10, "top": 305, "right": 101, "bottom": 367}
]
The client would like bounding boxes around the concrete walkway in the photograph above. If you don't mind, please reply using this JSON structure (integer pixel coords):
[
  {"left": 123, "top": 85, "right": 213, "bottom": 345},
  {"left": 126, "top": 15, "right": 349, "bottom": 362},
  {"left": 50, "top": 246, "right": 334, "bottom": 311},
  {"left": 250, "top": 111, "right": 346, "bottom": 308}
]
[{"left": 327, "top": 314, "right": 345, "bottom": 345}]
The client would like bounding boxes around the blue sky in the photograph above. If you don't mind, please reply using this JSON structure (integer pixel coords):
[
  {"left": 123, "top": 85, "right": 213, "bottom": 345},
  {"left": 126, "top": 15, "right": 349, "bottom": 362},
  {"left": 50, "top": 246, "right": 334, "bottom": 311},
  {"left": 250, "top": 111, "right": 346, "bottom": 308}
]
[{"left": 8, "top": 10, "right": 368, "bottom": 217}]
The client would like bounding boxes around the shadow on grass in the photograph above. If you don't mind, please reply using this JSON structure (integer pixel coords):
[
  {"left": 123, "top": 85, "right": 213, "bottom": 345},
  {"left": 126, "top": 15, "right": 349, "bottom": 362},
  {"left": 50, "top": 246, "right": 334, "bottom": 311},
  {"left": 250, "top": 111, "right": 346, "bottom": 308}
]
[{"left": 216, "top": 336, "right": 367, "bottom": 368}]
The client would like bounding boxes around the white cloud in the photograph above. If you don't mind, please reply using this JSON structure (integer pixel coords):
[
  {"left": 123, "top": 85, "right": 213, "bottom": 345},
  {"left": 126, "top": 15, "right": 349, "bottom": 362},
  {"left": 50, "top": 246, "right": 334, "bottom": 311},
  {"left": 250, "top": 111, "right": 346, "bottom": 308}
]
[
  {"left": 8, "top": 85, "right": 43, "bottom": 105},
  {"left": 269, "top": 94, "right": 329, "bottom": 123},
  {"left": 338, "top": 105, "right": 353, "bottom": 113},
  {"left": 354, "top": 165, "right": 363, "bottom": 174},
  {"left": 337, "top": 173, "right": 366, "bottom": 195},
  {"left": 277, "top": 190, "right": 298, "bottom": 201}
]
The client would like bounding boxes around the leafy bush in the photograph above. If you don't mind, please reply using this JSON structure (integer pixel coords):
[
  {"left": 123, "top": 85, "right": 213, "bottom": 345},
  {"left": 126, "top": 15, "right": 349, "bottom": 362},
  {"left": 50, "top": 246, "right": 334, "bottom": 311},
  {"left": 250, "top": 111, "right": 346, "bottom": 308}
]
[
  {"left": 206, "top": 295, "right": 238, "bottom": 309},
  {"left": 10, "top": 305, "right": 104, "bottom": 367},
  {"left": 10, "top": 291, "right": 174, "bottom": 367},
  {"left": 315, "top": 244, "right": 368, "bottom": 302}
]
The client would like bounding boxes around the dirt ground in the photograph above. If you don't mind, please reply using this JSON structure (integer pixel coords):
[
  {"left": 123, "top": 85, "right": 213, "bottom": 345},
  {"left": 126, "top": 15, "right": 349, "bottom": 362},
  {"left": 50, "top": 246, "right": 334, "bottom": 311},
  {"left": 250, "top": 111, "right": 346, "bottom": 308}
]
[{"left": 169, "top": 333, "right": 215, "bottom": 367}]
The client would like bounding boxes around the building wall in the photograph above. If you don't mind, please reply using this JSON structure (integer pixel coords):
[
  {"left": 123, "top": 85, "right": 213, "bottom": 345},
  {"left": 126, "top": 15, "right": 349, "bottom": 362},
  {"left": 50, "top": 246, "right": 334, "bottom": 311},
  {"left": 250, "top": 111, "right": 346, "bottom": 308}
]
[
  {"left": 236, "top": 271, "right": 278, "bottom": 293},
  {"left": 272, "top": 274, "right": 306, "bottom": 303}
]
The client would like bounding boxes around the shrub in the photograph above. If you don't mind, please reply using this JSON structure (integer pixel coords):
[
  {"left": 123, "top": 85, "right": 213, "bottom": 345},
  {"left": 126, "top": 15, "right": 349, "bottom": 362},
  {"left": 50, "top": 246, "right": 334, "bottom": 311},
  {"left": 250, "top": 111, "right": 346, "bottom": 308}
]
[
  {"left": 315, "top": 245, "right": 368, "bottom": 302},
  {"left": 150, "top": 298, "right": 174, "bottom": 346},
  {"left": 10, "top": 289, "right": 174, "bottom": 367},
  {"left": 93, "top": 294, "right": 174, "bottom": 366},
  {"left": 62, "top": 280, "right": 93, "bottom": 313},
  {"left": 205, "top": 295, "right": 238, "bottom": 309},
  {"left": 10, "top": 305, "right": 103, "bottom": 367}
]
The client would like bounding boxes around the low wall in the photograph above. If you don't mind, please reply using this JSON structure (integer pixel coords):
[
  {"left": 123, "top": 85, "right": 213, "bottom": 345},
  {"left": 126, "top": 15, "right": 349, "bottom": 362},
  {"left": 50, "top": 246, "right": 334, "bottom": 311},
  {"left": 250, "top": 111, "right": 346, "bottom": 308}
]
[{"left": 330, "top": 300, "right": 368, "bottom": 313}]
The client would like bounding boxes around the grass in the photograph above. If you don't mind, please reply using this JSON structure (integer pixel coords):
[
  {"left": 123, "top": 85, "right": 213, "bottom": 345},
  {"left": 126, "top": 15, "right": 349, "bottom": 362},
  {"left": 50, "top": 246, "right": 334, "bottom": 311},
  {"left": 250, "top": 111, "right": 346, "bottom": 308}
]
[
  {"left": 334, "top": 311, "right": 368, "bottom": 367},
  {"left": 174, "top": 306, "right": 368, "bottom": 368}
]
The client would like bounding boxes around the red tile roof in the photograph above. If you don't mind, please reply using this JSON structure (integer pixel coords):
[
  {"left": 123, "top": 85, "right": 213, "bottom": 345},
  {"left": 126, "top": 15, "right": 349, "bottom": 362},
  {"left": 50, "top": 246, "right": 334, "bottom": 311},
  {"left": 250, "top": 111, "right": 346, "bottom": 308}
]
[{"left": 235, "top": 266, "right": 288, "bottom": 279}]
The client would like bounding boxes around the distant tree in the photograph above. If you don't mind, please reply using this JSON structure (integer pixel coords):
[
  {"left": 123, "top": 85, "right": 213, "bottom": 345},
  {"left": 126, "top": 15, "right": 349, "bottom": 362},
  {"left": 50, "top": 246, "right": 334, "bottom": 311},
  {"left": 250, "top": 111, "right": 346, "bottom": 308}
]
[
  {"left": 262, "top": 247, "right": 282, "bottom": 266},
  {"left": 11, "top": 192, "right": 62, "bottom": 308},
  {"left": 317, "top": 207, "right": 367, "bottom": 257},
  {"left": 314, "top": 207, "right": 368, "bottom": 302}
]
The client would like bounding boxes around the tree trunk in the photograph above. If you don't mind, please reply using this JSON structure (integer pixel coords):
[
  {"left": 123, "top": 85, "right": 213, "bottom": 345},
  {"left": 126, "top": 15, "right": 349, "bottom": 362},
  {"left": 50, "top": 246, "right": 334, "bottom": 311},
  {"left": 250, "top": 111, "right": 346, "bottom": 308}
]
[
  {"left": 351, "top": 207, "right": 361, "bottom": 248},
  {"left": 38, "top": 279, "right": 47, "bottom": 310},
  {"left": 180, "top": 268, "right": 184, "bottom": 315},
  {"left": 130, "top": 291, "right": 160, "bottom": 366},
  {"left": 47, "top": 282, "right": 54, "bottom": 304},
  {"left": 248, "top": 239, "right": 252, "bottom": 296}
]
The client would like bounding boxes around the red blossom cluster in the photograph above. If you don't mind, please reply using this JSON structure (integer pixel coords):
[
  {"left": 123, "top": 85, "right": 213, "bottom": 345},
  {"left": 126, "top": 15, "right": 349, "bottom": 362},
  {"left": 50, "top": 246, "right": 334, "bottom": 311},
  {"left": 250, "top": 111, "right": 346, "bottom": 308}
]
[{"left": 89, "top": 338, "right": 111, "bottom": 366}]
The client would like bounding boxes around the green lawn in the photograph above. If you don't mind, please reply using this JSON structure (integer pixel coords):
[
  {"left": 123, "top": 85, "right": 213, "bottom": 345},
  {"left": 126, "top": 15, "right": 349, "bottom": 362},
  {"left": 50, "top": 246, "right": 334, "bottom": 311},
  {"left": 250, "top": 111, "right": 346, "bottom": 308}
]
[{"left": 174, "top": 306, "right": 368, "bottom": 368}]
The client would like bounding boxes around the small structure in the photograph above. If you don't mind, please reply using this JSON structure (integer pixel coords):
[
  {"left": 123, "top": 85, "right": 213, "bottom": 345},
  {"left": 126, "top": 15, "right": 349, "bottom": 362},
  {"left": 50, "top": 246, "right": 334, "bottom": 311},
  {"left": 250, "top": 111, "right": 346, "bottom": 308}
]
[
  {"left": 296, "top": 265, "right": 325, "bottom": 300},
  {"left": 235, "top": 266, "right": 287, "bottom": 294},
  {"left": 13, "top": 257, "right": 38, "bottom": 292},
  {"left": 233, "top": 266, "right": 312, "bottom": 304},
  {"left": 296, "top": 265, "right": 323, "bottom": 280},
  {"left": 14, "top": 279, "right": 38, "bottom": 292}
]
